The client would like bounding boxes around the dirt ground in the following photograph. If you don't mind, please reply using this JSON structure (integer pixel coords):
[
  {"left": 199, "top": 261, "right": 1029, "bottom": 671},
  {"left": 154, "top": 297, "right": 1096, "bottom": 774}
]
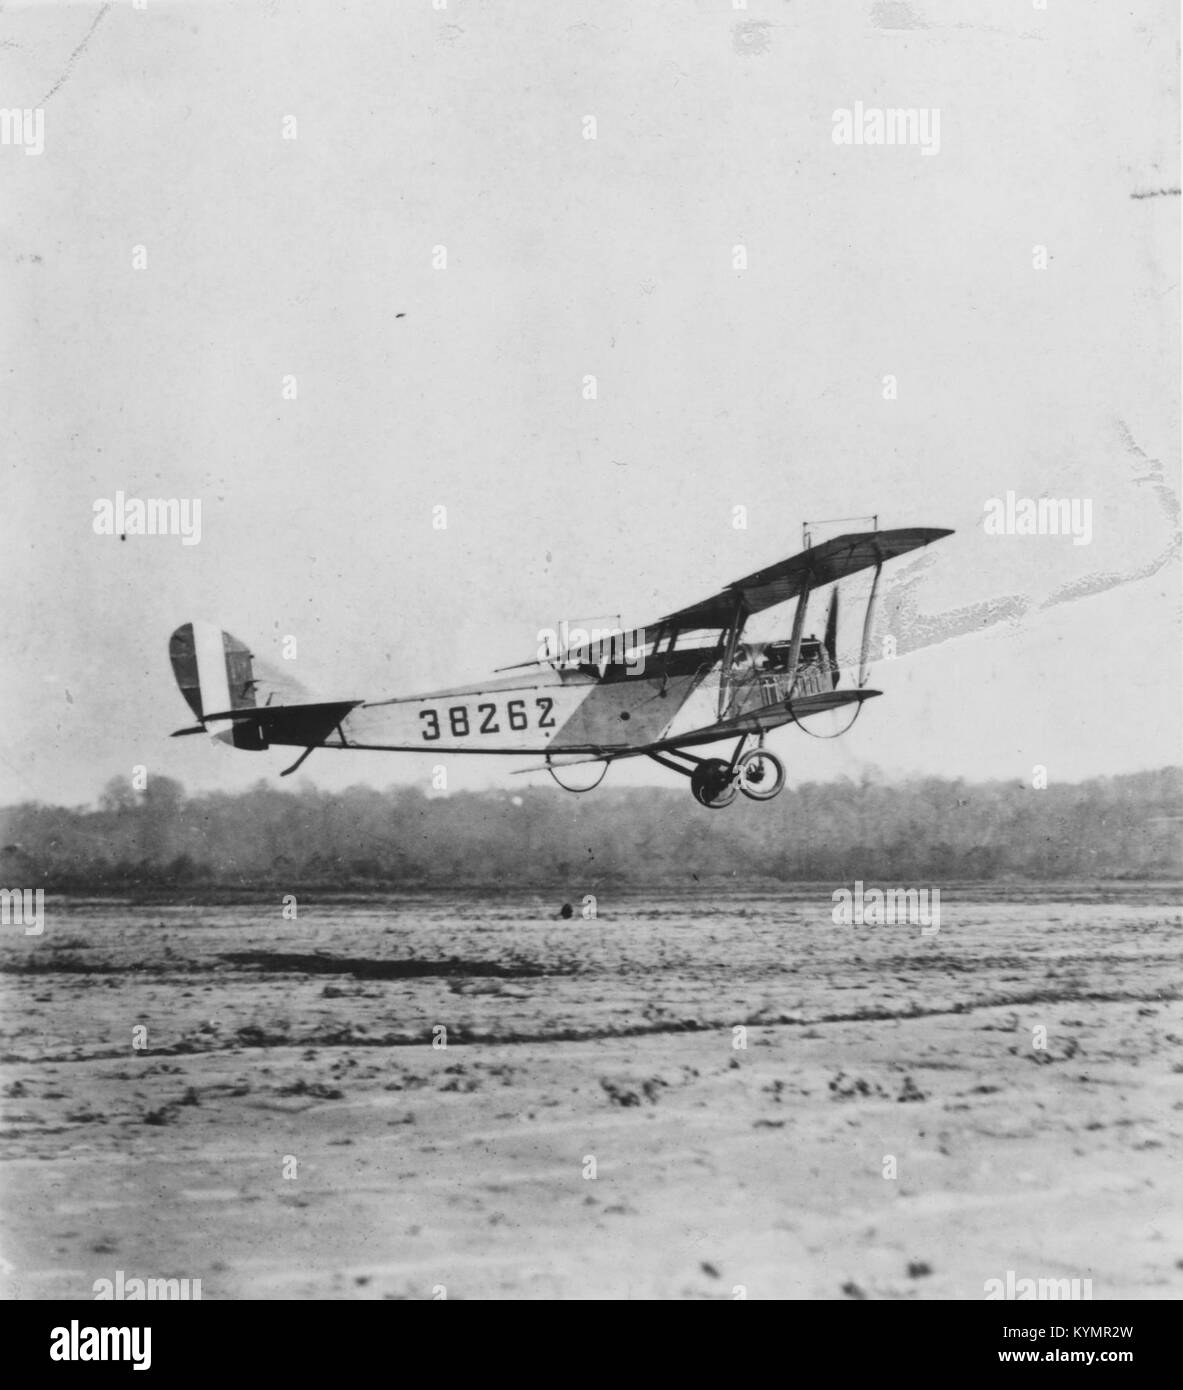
[{"left": 1, "top": 888, "right": 1180, "bottom": 1299}]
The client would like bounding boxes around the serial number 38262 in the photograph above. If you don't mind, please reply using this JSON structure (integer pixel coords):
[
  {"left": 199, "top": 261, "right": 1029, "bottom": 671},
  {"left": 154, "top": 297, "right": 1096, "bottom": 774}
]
[{"left": 419, "top": 697, "right": 556, "bottom": 741}]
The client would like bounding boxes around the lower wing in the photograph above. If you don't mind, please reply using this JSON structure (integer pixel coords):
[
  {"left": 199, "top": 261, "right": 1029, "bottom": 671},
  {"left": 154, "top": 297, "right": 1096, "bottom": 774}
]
[{"left": 511, "top": 689, "right": 880, "bottom": 772}]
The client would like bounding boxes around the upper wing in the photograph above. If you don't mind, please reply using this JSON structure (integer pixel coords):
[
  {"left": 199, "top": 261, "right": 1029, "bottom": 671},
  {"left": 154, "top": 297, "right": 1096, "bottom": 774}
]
[{"left": 649, "top": 527, "right": 954, "bottom": 630}]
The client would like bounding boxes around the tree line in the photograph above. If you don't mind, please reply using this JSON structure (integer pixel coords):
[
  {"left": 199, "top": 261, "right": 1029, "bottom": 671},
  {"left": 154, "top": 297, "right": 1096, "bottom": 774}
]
[{"left": 1, "top": 767, "right": 1179, "bottom": 891}]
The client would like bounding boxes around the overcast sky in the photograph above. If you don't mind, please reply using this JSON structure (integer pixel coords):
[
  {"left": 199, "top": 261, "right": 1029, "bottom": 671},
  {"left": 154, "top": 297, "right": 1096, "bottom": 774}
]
[{"left": 2, "top": 0, "right": 1178, "bottom": 806}]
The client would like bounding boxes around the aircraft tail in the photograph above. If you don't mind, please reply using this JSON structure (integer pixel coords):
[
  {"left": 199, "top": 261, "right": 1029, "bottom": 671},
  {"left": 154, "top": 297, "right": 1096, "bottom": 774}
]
[{"left": 168, "top": 622, "right": 362, "bottom": 764}]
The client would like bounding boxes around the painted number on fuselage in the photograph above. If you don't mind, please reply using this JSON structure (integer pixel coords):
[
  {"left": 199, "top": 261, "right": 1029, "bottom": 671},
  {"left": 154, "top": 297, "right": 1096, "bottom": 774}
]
[{"left": 419, "top": 697, "right": 557, "bottom": 742}]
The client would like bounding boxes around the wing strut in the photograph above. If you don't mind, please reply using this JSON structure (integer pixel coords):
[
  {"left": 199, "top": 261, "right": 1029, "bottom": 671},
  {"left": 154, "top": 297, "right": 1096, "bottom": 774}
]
[
  {"left": 784, "top": 567, "right": 814, "bottom": 699},
  {"left": 857, "top": 550, "right": 885, "bottom": 688},
  {"left": 716, "top": 591, "right": 749, "bottom": 721},
  {"left": 789, "top": 546, "right": 879, "bottom": 738}
]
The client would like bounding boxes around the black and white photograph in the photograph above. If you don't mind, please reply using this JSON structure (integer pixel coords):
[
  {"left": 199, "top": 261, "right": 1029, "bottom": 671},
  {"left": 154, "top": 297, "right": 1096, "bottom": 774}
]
[{"left": 2, "top": 0, "right": 1180, "bottom": 1329}]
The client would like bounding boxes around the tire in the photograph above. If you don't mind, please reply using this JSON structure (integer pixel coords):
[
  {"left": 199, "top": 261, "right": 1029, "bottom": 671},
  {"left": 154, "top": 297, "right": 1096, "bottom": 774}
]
[
  {"left": 736, "top": 747, "right": 785, "bottom": 801},
  {"left": 690, "top": 758, "right": 739, "bottom": 809}
]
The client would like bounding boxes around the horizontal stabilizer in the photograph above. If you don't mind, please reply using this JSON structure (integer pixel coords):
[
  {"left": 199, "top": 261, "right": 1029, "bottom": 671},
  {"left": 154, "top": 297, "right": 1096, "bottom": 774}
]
[{"left": 207, "top": 700, "right": 364, "bottom": 749}]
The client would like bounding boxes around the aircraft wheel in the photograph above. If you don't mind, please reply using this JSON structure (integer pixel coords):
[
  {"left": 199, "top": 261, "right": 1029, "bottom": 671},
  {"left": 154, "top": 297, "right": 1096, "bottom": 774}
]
[
  {"left": 736, "top": 747, "right": 785, "bottom": 801},
  {"left": 690, "top": 758, "right": 739, "bottom": 809}
]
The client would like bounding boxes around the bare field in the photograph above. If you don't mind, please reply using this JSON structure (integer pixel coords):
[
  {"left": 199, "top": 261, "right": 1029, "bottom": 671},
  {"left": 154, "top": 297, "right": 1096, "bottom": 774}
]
[{"left": 1, "top": 888, "right": 1180, "bottom": 1300}]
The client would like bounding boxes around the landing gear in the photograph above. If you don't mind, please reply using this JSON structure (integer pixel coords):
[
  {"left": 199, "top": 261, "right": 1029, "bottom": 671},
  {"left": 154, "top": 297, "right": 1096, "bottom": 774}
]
[
  {"left": 735, "top": 746, "right": 785, "bottom": 801},
  {"left": 690, "top": 758, "right": 739, "bottom": 810},
  {"left": 647, "top": 737, "right": 785, "bottom": 809}
]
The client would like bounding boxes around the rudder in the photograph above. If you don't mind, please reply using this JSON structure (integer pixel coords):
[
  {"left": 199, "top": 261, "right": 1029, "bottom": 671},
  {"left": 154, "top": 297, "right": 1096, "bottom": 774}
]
[{"left": 169, "top": 621, "right": 259, "bottom": 721}]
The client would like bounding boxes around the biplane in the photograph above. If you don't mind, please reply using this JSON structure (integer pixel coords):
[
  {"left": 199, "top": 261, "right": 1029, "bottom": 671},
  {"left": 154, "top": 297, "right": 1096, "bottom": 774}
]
[{"left": 169, "top": 523, "right": 952, "bottom": 809}]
